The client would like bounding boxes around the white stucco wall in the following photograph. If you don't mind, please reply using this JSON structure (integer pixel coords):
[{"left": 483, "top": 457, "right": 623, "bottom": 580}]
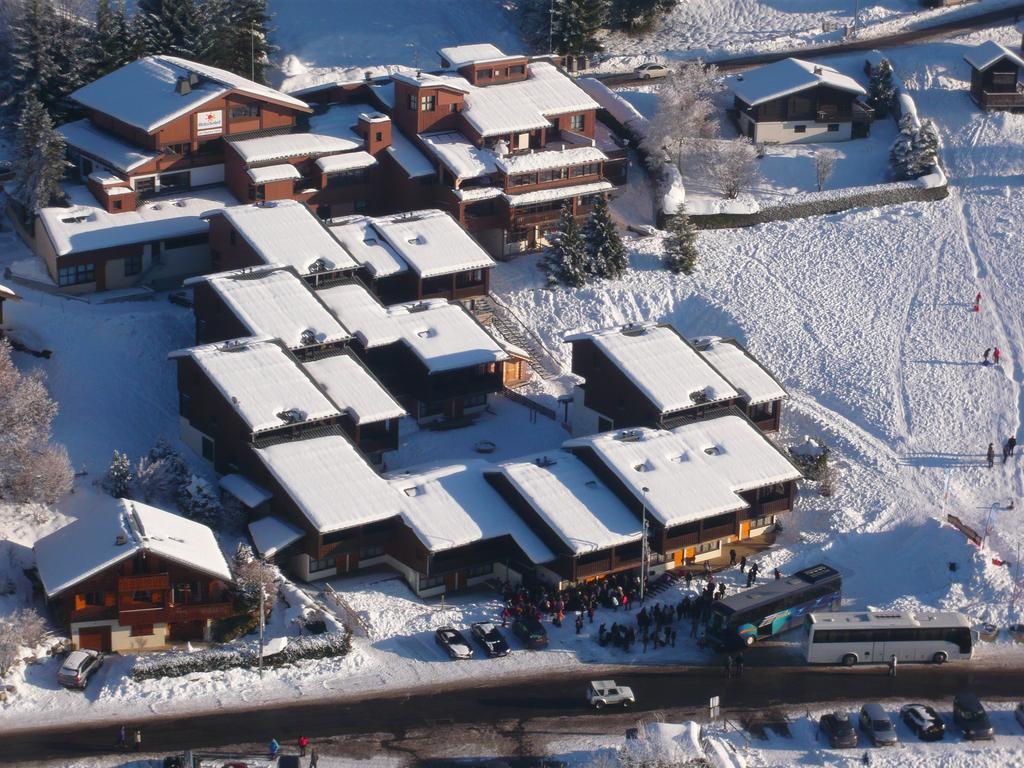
[{"left": 753, "top": 120, "right": 853, "bottom": 145}]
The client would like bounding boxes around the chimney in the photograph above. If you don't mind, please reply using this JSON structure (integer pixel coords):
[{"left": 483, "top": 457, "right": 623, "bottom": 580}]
[
  {"left": 188, "top": 72, "right": 200, "bottom": 87},
  {"left": 813, "top": 66, "right": 823, "bottom": 75},
  {"left": 175, "top": 77, "right": 192, "bottom": 95},
  {"left": 359, "top": 113, "right": 392, "bottom": 156}
]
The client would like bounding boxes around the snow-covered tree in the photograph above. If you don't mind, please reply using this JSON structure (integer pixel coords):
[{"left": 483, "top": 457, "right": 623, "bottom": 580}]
[
  {"left": 642, "top": 60, "right": 722, "bottom": 175},
  {"left": 815, "top": 149, "right": 838, "bottom": 192},
  {"left": 10, "top": 94, "right": 66, "bottom": 216},
  {"left": 583, "top": 195, "right": 628, "bottom": 279},
  {"left": 134, "top": 0, "right": 202, "bottom": 58},
  {"left": 609, "top": 0, "right": 675, "bottom": 30},
  {"left": 178, "top": 474, "right": 223, "bottom": 525},
  {"left": 102, "top": 450, "right": 133, "bottom": 497},
  {"left": 215, "top": 0, "right": 274, "bottom": 83},
  {"left": 91, "top": 0, "right": 134, "bottom": 78},
  {"left": 232, "top": 544, "right": 280, "bottom": 614},
  {"left": 544, "top": 202, "right": 589, "bottom": 287},
  {"left": 0, "top": 337, "right": 74, "bottom": 505},
  {"left": 710, "top": 137, "right": 760, "bottom": 199},
  {"left": 890, "top": 115, "right": 939, "bottom": 179},
  {"left": 663, "top": 211, "right": 699, "bottom": 274},
  {"left": 134, "top": 438, "right": 190, "bottom": 504},
  {"left": 551, "top": 0, "right": 607, "bottom": 57},
  {"left": 0, "top": 608, "right": 47, "bottom": 675},
  {"left": 867, "top": 58, "right": 896, "bottom": 118}
]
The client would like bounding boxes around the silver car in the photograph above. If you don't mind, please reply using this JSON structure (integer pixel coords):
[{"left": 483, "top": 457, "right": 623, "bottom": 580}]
[
  {"left": 859, "top": 703, "right": 898, "bottom": 746},
  {"left": 635, "top": 63, "right": 670, "bottom": 80},
  {"left": 57, "top": 649, "right": 104, "bottom": 689}
]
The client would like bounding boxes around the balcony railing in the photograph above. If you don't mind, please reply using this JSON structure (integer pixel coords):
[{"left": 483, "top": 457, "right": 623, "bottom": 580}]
[
  {"left": 981, "top": 89, "right": 1024, "bottom": 109},
  {"left": 167, "top": 601, "right": 235, "bottom": 622},
  {"left": 118, "top": 573, "right": 170, "bottom": 593}
]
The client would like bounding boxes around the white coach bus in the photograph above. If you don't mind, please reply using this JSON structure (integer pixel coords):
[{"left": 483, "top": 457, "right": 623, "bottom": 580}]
[{"left": 804, "top": 611, "right": 976, "bottom": 666}]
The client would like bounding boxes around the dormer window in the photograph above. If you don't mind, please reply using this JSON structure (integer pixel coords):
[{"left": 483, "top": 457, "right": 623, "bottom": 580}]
[
  {"left": 420, "top": 95, "right": 436, "bottom": 112},
  {"left": 407, "top": 94, "right": 416, "bottom": 111},
  {"left": 569, "top": 114, "right": 585, "bottom": 131}
]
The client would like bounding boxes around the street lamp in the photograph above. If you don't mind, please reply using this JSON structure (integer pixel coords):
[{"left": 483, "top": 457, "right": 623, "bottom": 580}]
[
  {"left": 257, "top": 584, "right": 266, "bottom": 679},
  {"left": 639, "top": 486, "right": 649, "bottom": 603}
]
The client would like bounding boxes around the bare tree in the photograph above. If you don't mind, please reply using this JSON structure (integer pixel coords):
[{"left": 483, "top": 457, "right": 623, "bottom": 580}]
[
  {"left": 710, "top": 138, "right": 760, "bottom": 199},
  {"left": 0, "top": 608, "right": 47, "bottom": 675},
  {"left": 815, "top": 149, "right": 839, "bottom": 192},
  {"left": 642, "top": 60, "right": 723, "bottom": 175}
]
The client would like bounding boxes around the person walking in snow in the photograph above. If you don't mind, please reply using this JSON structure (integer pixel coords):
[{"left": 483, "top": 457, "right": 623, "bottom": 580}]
[
  {"left": 269, "top": 738, "right": 280, "bottom": 759},
  {"left": 994, "top": 347, "right": 1002, "bottom": 365},
  {"left": 983, "top": 348, "right": 992, "bottom": 365},
  {"left": 133, "top": 729, "right": 142, "bottom": 753},
  {"left": 299, "top": 735, "right": 309, "bottom": 756},
  {"left": 115, "top": 724, "right": 127, "bottom": 750},
  {"left": 974, "top": 292, "right": 982, "bottom": 312},
  {"left": 987, "top": 443, "right": 996, "bottom": 469},
  {"left": 774, "top": 568, "right": 781, "bottom": 580},
  {"left": 1009, "top": 436, "right": 1018, "bottom": 456},
  {"left": 740, "top": 555, "right": 747, "bottom": 573},
  {"left": 729, "top": 548, "right": 737, "bottom": 566},
  {"left": 309, "top": 747, "right": 319, "bottom": 768},
  {"left": 1004, "top": 440, "right": 1013, "bottom": 464}
]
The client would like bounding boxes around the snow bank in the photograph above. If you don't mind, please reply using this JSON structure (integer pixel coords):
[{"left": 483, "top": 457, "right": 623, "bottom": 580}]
[
  {"left": 576, "top": 77, "right": 649, "bottom": 139},
  {"left": 658, "top": 164, "right": 686, "bottom": 217}
]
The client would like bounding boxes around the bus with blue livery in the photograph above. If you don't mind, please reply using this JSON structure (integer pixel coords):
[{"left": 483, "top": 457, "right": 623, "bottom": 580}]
[{"left": 707, "top": 563, "right": 841, "bottom": 649}]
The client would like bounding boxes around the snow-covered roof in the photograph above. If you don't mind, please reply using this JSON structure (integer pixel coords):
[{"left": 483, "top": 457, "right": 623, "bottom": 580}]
[
  {"left": 229, "top": 133, "right": 361, "bottom": 164},
  {"left": 197, "top": 266, "right": 350, "bottom": 350},
  {"left": 388, "top": 461, "right": 554, "bottom": 564},
  {"left": 210, "top": 201, "right": 359, "bottom": 276},
  {"left": 328, "top": 217, "right": 409, "bottom": 278},
  {"left": 255, "top": 433, "right": 403, "bottom": 534},
  {"left": 307, "top": 103, "right": 369, "bottom": 145},
  {"left": 247, "top": 164, "right": 301, "bottom": 184},
  {"left": 495, "top": 145, "right": 607, "bottom": 174},
  {"left": 459, "top": 62, "right": 600, "bottom": 138},
  {"left": 454, "top": 186, "right": 503, "bottom": 202},
  {"left": 564, "top": 416, "right": 802, "bottom": 528},
  {"left": 37, "top": 184, "right": 234, "bottom": 257},
  {"left": 371, "top": 210, "right": 495, "bottom": 278},
  {"left": 58, "top": 119, "right": 158, "bottom": 174},
  {"left": 316, "top": 151, "right": 378, "bottom": 174},
  {"left": 492, "top": 451, "right": 642, "bottom": 556},
  {"left": 318, "top": 283, "right": 401, "bottom": 348},
  {"left": 420, "top": 131, "right": 497, "bottom": 180},
  {"left": 170, "top": 337, "right": 340, "bottom": 434},
  {"left": 694, "top": 338, "right": 787, "bottom": 406},
  {"left": 963, "top": 40, "right": 1024, "bottom": 72},
  {"left": 439, "top": 44, "right": 517, "bottom": 68},
  {"left": 505, "top": 180, "right": 612, "bottom": 206},
  {"left": 248, "top": 515, "right": 304, "bottom": 558},
  {"left": 219, "top": 473, "right": 273, "bottom": 508},
  {"left": 387, "top": 129, "right": 436, "bottom": 178},
  {"left": 728, "top": 57, "right": 866, "bottom": 107},
  {"left": 302, "top": 352, "right": 406, "bottom": 425},
  {"left": 70, "top": 55, "right": 308, "bottom": 133},
  {"left": 565, "top": 323, "right": 738, "bottom": 414},
  {"left": 0, "top": 284, "right": 20, "bottom": 302},
  {"left": 34, "top": 498, "right": 232, "bottom": 598}
]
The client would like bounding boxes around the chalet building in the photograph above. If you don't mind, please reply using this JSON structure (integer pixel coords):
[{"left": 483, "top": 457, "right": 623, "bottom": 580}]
[
  {"left": 565, "top": 323, "right": 742, "bottom": 435},
  {"left": 485, "top": 450, "right": 644, "bottom": 585},
  {"left": 963, "top": 41, "right": 1024, "bottom": 111},
  {"left": 188, "top": 265, "right": 351, "bottom": 357},
  {"left": 693, "top": 337, "right": 787, "bottom": 432},
  {"left": 728, "top": 57, "right": 871, "bottom": 144},
  {"left": 564, "top": 415, "right": 802, "bottom": 567},
  {"left": 202, "top": 201, "right": 359, "bottom": 284},
  {"left": 317, "top": 282, "right": 508, "bottom": 423},
  {"left": 0, "top": 283, "right": 20, "bottom": 327},
  {"left": 33, "top": 498, "right": 235, "bottom": 652}
]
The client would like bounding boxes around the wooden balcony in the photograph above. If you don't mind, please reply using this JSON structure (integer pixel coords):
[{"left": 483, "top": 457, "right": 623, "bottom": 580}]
[
  {"left": 117, "top": 606, "right": 167, "bottom": 625},
  {"left": 980, "top": 88, "right": 1024, "bottom": 110},
  {"left": 167, "top": 601, "right": 235, "bottom": 622},
  {"left": 118, "top": 573, "right": 169, "bottom": 593},
  {"left": 758, "top": 496, "right": 794, "bottom": 516}
]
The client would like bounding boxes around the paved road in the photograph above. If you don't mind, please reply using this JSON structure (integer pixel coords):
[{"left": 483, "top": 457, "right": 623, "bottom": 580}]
[
  {"left": 596, "top": 2, "right": 1024, "bottom": 85},
  {"left": 4, "top": 663, "right": 1023, "bottom": 764}
]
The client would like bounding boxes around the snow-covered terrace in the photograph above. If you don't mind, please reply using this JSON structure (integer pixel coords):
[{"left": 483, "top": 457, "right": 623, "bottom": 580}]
[
  {"left": 316, "top": 151, "right": 378, "bottom": 174},
  {"left": 302, "top": 352, "right": 406, "bottom": 425},
  {"left": 387, "top": 460, "right": 554, "bottom": 563},
  {"left": 420, "top": 131, "right": 497, "bottom": 181},
  {"left": 255, "top": 433, "right": 404, "bottom": 534},
  {"left": 505, "top": 180, "right": 613, "bottom": 207},
  {"left": 438, "top": 43, "right": 520, "bottom": 68},
  {"left": 495, "top": 145, "right": 607, "bottom": 174},
  {"left": 371, "top": 210, "right": 495, "bottom": 278},
  {"left": 33, "top": 498, "right": 232, "bottom": 599},
  {"left": 490, "top": 450, "right": 642, "bottom": 556},
  {"left": 694, "top": 338, "right": 788, "bottom": 407},
  {"left": 58, "top": 119, "right": 159, "bottom": 174},
  {"left": 307, "top": 103, "right": 368, "bottom": 145},
  {"left": 565, "top": 323, "right": 738, "bottom": 414},
  {"left": 190, "top": 266, "right": 350, "bottom": 351},
  {"left": 38, "top": 184, "right": 236, "bottom": 257},
  {"left": 246, "top": 164, "right": 301, "bottom": 185},
  {"left": 564, "top": 416, "right": 802, "bottom": 529},
  {"left": 168, "top": 337, "right": 341, "bottom": 434},
  {"left": 229, "top": 132, "right": 361, "bottom": 164},
  {"left": 205, "top": 201, "right": 358, "bottom": 276}
]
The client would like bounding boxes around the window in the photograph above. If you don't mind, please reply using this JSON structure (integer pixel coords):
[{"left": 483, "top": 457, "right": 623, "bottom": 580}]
[
  {"left": 510, "top": 173, "right": 535, "bottom": 187},
  {"left": 201, "top": 436, "right": 214, "bottom": 462},
  {"left": 408, "top": 94, "right": 417, "bottom": 111},
  {"left": 360, "top": 544, "right": 385, "bottom": 559},
  {"left": 793, "top": 125, "right": 807, "bottom": 134},
  {"left": 570, "top": 163, "right": 600, "bottom": 178},
  {"left": 569, "top": 114, "right": 585, "bottom": 131},
  {"left": 112, "top": 200, "right": 122, "bottom": 210},
  {"left": 163, "top": 142, "right": 192, "bottom": 157},
  {"left": 510, "top": 65, "right": 525, "bottom": 75},
  {"left": 827, "top": 123, "right": 840, "bottom": 132},
  {"left": 375, "top": 131, "right": 383, "bottom": 141},
  {"left": 750, "top": 514, "right": 774, "bottom": 529},
  {"left": 420, "top": 401, "right": 444, "bottom": 418},
  {"left": 539, "top": 167, "right": 569, "bottom": 183},
  {"left": 248, "top": 184, "right": 265, "bottom": 201},
  {"left": 130, "top": 624, "right": 154, "bottom": 637},
  {"left": 420, "top": 573, "right": 445, "bottom": 589},
  {"left": 456, "top": 268, "right": 485, "bottom": 286},
  {"left": 421, "top": 95, "right": 436, "bottom": 112},
  {"left": 308, "top": 556, "right": 334, "bottom": 573},
  {"left": 124, "top": 253, "right": 142, "bottom": 277},
  {"left": 468, "top": 563, "right": 493, "bottom": 577},
  {"left": 58, "top": 263, "right": 95, "bottom": 287},
  {"left": 328, "top": 168, "right": 370, "bottom": 187},
  {"left": 164, "top": 233, "right": 207, "bottom": 250},
  {"left": 230, "top": 104, "right": 260, "bottom": 119},
  {"left": 695, "top": 540, "right": 720, "bottom": 555},
  {"left": 132, "top": 590, "right": 152, "bottom": 603},
  {"left": 82, "top": 591, "right": 104, "bottom": 606},
  {"left": 449, "top": 103, "right": 458, "bottom": 114}
]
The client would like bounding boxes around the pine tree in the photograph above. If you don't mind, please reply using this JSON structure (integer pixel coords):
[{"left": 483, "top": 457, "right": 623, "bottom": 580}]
[
  {"left": 8, "top": 0, "right": 59, "bottom": 110},
  {"left": 11, "top": 94, "right": 66, "bottom": 215},
  {"left": 890, "top": 116, "right": 939, "bottom": 180},
  {"left": 867, "top": 58, "right": 896, "bottom": 118},
  {"left": 663, "top": 212, "right": 699, "bottom": 274},
  {"left": 546, "top": 202, "right": 589, "bottom": 287},
  {"left": 552, "top": 0, "right": 608, "bottom": 57},
  {"left": 609, "top": 0, "right": 674, "bottom": 31},
  {"left": 583, "top": 195, "right": 628, "bottom": 279},
  {"left": 220, "top": 0, "right": 275, "bottom": 83},
  {"left": 92, "top": 0, "right": 134, "bottom": 79},
  {"left": 102, "top": 450, "right": 134, "bottom": 498}
]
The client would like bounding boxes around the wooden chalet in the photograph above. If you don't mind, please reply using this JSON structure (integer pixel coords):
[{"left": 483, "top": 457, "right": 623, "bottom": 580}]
[
  {"left": 964, "top": 41, "right": 1024, "bottom": 111},
  {"left": 564, "top": 415, "right": 802, "bottom": 567},
  {"left": 0, "top": 283, "right": 20, "bottom": 327},
  {"left": 692, "top": 337, "right": 787, "bottom": 432},
  {"left": 33, "top": 498, "right": 235, "bottom": 652},
  {"left": 728, "top": 57, "right": 871, "bottom": 144}
]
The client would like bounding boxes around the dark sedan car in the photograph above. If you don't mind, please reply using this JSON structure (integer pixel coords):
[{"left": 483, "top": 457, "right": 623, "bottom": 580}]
[
  {"left": 901, "top": 704, "right": 945, "bottom": 741},
  {"left": 819, "top": 711, "right": 858, "bottom": 748},
  {"left": 511, "top": 617, "right": 549, "bottom": 649},
  {"left": 470, "top": 622, "right": 509, "bottom": 657},
  {"left": 434, "top": 626, "right": 473, "bottom": 660},
  {"left": 953, "top": 693, "right": 994, "bottom": 740}
]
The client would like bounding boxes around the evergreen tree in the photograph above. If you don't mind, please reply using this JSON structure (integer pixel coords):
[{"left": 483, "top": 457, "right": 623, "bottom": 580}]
[
  {"left": 552, "top": 0, "right": 608, "bottom": 57},
  {"left": 220, "top": 0, "right": 275, "bottom": 83},
  {"left": 867, "top": 58, "right": 896, "bottom": 118},
  {"left": 92, "top": 0, "right": 134, "bottom": 80},
  {"left": 102, "top": 450, "right": 134, "bottom": 498},
  {"left": 663, "top": 212, "right": 699, "bottom": 274},
  {"left": 889, "top": 115, "right": 939, "bottom": 180},
  {"left": 609, "top": 0, "right": 675, "bottom": 31},
  {"left": 11, "top": 94, "right": 66, "bottom": 216},
  {"left": 8, "top": 0, "right": 59, "bottom": 111},
  {"left": 545, "top": 202, "right": 589, "bottom": 287},
  {"left": 583, "top": 195, "right": 628, "bottom": 279},
  {"left": 135, "top": 0, "right": 198, "bottom": 56}
]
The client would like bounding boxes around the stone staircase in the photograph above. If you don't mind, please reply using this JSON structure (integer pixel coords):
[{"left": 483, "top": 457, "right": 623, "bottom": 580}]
[{"left": 473, "top": 293, "right": 564, "bottom": 381}]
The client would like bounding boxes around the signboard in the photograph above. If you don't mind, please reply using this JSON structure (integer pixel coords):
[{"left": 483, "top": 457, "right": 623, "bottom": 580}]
[
  {"left": 946, "top": 514, "right": 982, "bottom": 547},
  {"left": 196, "top": 109, "right": 223, "bottom": 137}
]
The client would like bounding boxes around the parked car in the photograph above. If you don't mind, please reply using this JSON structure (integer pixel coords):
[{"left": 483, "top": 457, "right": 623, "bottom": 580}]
[
  {"left": 57, "top": 649, "right": 104, "bottom": 689},
  {"left": 634, "top": 62, "right": 670, "bottom": 80},
  {"left": 818, "top": 711, "right": 857, "bottom": 748},
  {"left": 434, "top": 627, "right": 473, "bottom": 660},
  {"left": 511, "top": 617, "right": 549, "bottom": 649},
  {"left": 1015, "top": 702, "right": 1024, "bottom": 729},
  {"left": 900, "top": 703, "right": 945, "bottom": 741},
  {"left": 470, "top": 622, "right": 509, "bottom": 658},
  {"left": 953, "top": 693, "right": 994, "bottom": 740},
  {"left": 858, "top": 703, "right": 898, "bottom": 746},
  {"left": 587, "top": 679, "right": 635, "bottom": 709}
]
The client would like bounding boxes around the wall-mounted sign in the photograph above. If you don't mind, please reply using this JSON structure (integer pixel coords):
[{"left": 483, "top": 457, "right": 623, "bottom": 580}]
[{"left": 197, "top": 109, "right": 223, "bottom": 137}]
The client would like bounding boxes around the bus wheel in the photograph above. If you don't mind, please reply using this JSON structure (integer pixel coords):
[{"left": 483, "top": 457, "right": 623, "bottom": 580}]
[
  {"left": 841, "top": 654, "right": 857, "bottom": 667},
  {"left": 932, "top": 652, "right": 947, "bottom": 665},
  {"left": 744, "top": 635, "right": 755, "bottom": 647}
]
